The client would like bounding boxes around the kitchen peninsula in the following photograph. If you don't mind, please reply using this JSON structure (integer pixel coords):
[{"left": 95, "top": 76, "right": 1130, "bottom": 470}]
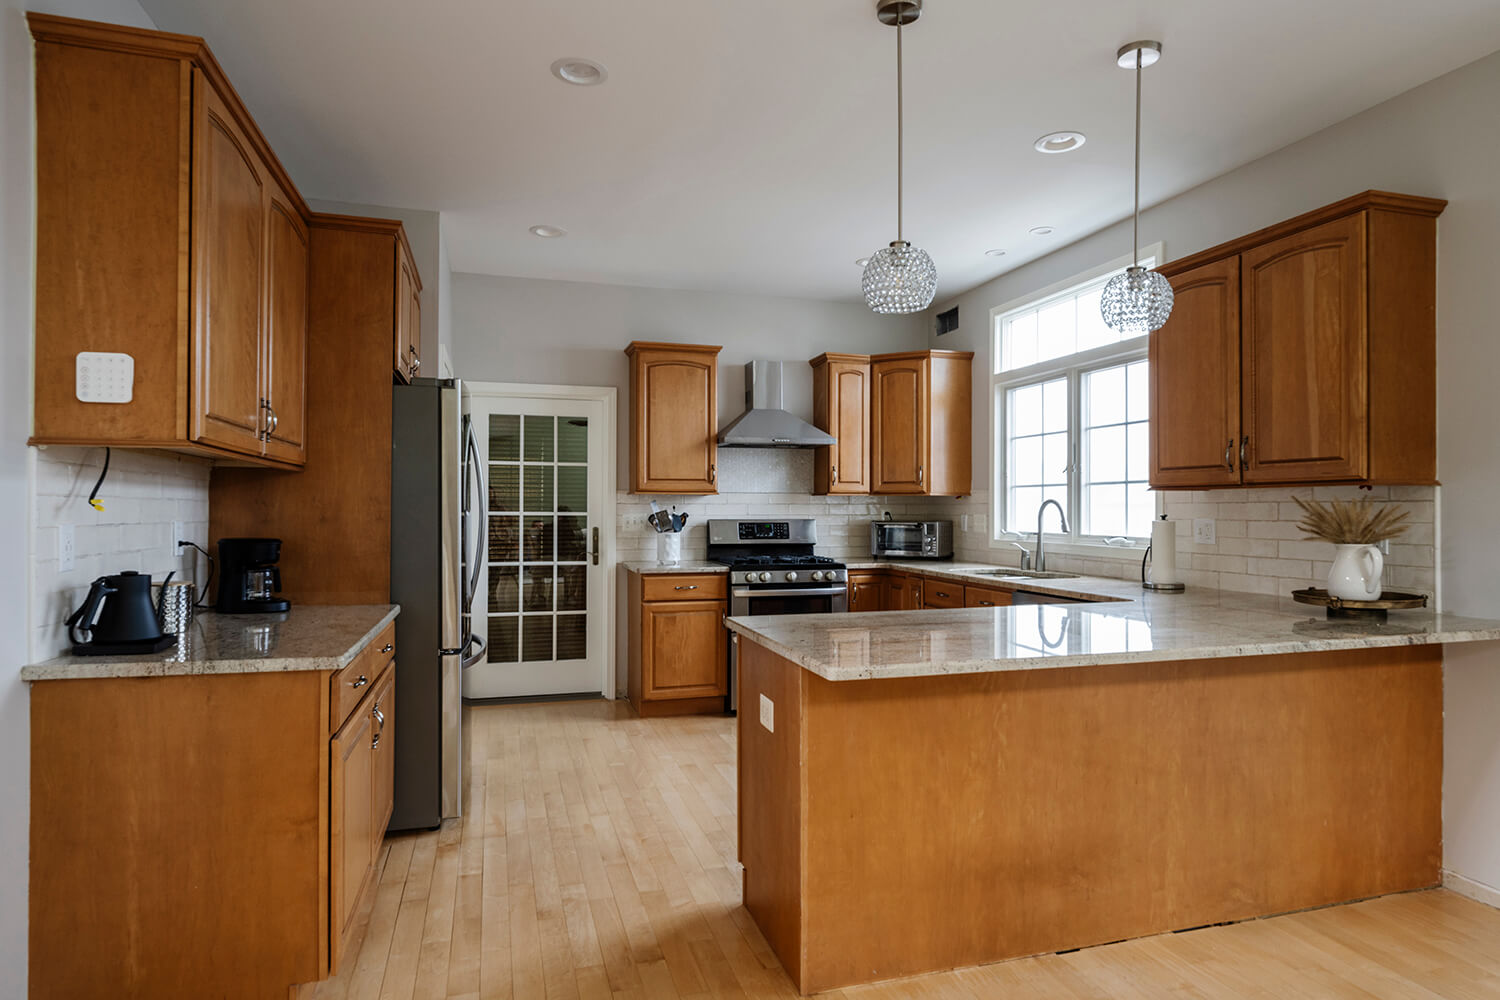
[{"left": 727, "top": 581, "right": 1500, "bottom": 994}]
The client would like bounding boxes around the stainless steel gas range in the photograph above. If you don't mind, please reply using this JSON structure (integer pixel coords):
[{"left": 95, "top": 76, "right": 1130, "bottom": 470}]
[{"left": 707, "top": 518, "right": 849, "bottom": 711}]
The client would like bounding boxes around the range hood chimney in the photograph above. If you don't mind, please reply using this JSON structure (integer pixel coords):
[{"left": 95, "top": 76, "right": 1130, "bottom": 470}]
[{"left": 717, "top": 361, "right": 837, "bottom": 448}]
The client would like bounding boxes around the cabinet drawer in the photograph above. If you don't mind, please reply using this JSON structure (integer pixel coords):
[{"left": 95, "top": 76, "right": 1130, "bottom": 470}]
[
  {"left": 331, "top": 621, "right": 395, "bottom": 730},
  {"left": 965, "top": 585, "right": 1013, "bottom": 608},
  {"left": 922, "top": 580, "right": 965, "bottom": 608},
  {"left": 641, "top": 573, "right": 728, "bottom": 602}
]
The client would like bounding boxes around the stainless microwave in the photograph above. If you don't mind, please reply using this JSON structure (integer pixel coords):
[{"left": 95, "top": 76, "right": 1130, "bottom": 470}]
[{"left": 870, "top": 520, "right": 954, "bottom": 559}]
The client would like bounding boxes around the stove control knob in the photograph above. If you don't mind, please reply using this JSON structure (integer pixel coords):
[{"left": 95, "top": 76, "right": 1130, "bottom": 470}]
[
  {"left": 785, "top": 571, "right": 799, "bottom": 583},
  {"left": 758, "top": 571, "right": 772, "bottom": 583},
  {"left": 810, "top": 571, "right": 826, "bottom": 582}
]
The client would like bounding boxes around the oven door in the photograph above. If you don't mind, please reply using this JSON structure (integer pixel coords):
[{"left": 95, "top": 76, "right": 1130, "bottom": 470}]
[
  {"left": 730, "top": 585, "right": 849, "bottom": 617},
  {"left": 874, "top": 522, "right": 925, "bottom": 556}
]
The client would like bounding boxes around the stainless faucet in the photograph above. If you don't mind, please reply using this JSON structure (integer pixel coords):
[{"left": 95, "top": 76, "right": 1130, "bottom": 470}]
[
  {"left": 1004, "top": 541, "right": 1033, "bottom": 571},
  {"left": 1035, "top": 499, "right": 1069, "bottom": 573}
]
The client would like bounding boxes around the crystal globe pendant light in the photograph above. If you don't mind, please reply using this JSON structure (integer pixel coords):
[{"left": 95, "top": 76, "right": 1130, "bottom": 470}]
[
  {"left": 1100, "top": 41, "right": 1174, "bottom": 334},
  {"left": 861, "top": 0, "right": 937, "bottom": 315}
]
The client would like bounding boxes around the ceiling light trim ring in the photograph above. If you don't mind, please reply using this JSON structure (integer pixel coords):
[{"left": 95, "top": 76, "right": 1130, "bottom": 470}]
[{"left": 550, "top": 57, "right": 608, "bottom": 86}]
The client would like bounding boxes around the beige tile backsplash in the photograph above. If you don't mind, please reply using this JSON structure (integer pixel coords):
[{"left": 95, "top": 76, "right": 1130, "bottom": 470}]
[{"left": 31, "top": 447, "right": 211, "bottom": 658}]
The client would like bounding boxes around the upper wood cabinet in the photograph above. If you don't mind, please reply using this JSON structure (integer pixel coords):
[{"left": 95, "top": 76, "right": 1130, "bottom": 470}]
[
  {"left": 394, "top": 240, "right": 423, "bottom": 382},
  {"left": 1151, "top": 191, "right": 1444, "bottom": 489},
  {"left": 810, "top": 353, "right": 871, "bottom": 495},
  {"left": 870, "top": 350, "right": 973, "bottom": 496},
  {"left": 29, "top": 16, "right": 309, "bottom": 468},
  {"left": 625, "top": 342, "right": 722, "bottom": 494}
]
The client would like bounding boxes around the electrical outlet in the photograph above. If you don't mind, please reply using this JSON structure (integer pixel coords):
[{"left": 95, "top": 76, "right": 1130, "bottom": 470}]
[
  {"left": 58, "top": 524, "right": 75, "bottom": 572},
  {"left": 759, "top": 694, "right": 775, "bottom": 733},
  {"left": 1193, "top": 518, "right": 1217, "bottom": 545},
  {"left": 171, "top": 520, "right": 185, "bottom": 557}
]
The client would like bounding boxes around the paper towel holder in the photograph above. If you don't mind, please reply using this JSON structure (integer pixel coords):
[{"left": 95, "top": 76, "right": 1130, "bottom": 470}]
[{"left": 1142, "top": 515, "right": 1186, "bottom": 593}]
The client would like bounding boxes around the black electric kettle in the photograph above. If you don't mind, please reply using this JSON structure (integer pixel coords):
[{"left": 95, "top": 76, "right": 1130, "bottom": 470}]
[{"left": 66, "top": 571, "right": 178, "bottom": 656}]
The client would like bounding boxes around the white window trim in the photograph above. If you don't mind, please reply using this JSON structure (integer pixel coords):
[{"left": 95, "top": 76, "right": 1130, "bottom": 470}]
[{"left": 987, "top": 244, "right": 1165, "bottom": 559}]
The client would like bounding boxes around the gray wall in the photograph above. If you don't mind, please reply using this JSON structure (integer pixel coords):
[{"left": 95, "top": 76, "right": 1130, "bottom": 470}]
[
  {"left": 930, "top": 48, "right": 1500, "bottom": 899},
  {"left": 451, "top": 274, "right": 929, "bottom": 491},
  {"left": 3, "top": 1, "right": 161, "bottom": 992}
]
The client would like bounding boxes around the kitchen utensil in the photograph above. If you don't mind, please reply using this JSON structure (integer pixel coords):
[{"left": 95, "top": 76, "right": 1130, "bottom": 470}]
[{"left": 66, "top": 570, "right": 177, "bottom": 655}]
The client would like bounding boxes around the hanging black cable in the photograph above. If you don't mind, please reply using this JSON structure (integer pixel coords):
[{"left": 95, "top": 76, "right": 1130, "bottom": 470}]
[
  {"left": 179, "top": 541, "right": 217, "bottom": 609},
  {"left": 87, "top": 447, "right": 110, "bottom": 511}
]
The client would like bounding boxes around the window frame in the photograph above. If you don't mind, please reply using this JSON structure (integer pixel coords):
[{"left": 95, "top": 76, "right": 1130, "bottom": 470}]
[{"left": 988, "top": 246, "right": 1164, "bottom": 554}]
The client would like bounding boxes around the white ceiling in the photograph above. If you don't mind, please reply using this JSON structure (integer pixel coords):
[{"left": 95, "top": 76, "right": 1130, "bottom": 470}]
[{"left": 138, "top": 0, "right": 1500, "bottom": 303}]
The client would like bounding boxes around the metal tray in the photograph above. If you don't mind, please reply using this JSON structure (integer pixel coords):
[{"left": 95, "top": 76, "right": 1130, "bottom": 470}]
[{"left": 1291, "top": 588, "right": 1429, "bottom": 621}]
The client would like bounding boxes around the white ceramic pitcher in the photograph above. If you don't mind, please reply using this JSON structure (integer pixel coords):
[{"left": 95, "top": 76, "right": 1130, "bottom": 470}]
[{"left": 1327, "top": 544, "right": 1384, "bottom": 601}]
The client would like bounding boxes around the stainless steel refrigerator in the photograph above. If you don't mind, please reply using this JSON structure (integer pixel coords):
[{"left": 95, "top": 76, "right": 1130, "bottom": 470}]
[{"left": 390, "top": 378, "right": 487, "bottom": 831}]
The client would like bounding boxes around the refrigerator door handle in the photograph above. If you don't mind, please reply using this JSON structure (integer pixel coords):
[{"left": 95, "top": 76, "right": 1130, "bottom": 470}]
[
  {"left": 462, "top": 427, "right": 486, "bottom": 610},
  {"left": 460, "top": 632, "right": 488, "bottom": 670}
]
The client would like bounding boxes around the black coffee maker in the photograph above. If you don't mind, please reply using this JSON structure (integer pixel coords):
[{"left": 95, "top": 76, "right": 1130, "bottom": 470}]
[
  {"left": 66, "top": 570, "right": 178, "bottom": 655},
  {"left": 216, "top": 537, "right": 291, "bottom": 614}
]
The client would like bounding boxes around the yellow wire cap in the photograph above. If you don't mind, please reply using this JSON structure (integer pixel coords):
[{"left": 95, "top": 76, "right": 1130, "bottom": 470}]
[{"left": 88, "top": 499, "right": 105, "bottom": 511}]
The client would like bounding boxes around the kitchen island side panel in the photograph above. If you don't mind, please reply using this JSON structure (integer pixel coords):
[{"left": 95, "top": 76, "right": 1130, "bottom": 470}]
[{"left": 738, "top": 641, "right": 1443, "bottom": 995}]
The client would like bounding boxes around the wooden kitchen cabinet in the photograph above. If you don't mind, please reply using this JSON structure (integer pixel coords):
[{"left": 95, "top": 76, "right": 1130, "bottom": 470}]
[
  {"left": 627, "top": 570, "right": 729, "bottom": 715},
  {"left": 28, "top": 613, "right": 399, "bottom": 1000},
  {"left": 848, "top": 571, "right": 886, "bottom": 612},
  {"left": 965, "top": 585, "right": 1013, "bottom": 608},
  {"left": 810, "top": 353, "right": 872, "bottom": 495},
  {"left": 886, "top": 572, "right": 916, "bottom": 611},
  {"left": 870, "top": 350, "right": 974, "bottom": 496},
  {"left": 394, "top": 240, "right": 424, "bottom": 381},
  {"left": 921, "top": 578, "right": 966, "bottom": 609},
  {"left": 625, "top": 342, "right": 722, "bottom": 494},
  {"left": 30, "top": 16, "right": 309, "bottom": 468},
  {"left": 1151, "top": 191, "right": 1444, "bottom": 488}
]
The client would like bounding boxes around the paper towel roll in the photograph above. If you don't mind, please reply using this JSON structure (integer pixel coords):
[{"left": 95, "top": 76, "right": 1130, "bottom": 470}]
[{"left": 1149, "top": 519, "right": 1180, "bottom": 586}]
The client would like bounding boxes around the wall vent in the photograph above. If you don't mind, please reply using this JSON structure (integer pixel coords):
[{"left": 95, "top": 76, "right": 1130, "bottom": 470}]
[{"left": 935, "top": 305, "right": 959, "bottom": 336}]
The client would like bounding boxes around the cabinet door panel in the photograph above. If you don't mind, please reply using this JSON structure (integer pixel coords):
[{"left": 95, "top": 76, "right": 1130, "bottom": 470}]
[
  {"left": 642, "top": 600, "right": 727, "bottom": 698},
  {"left": 847, "top": 574, "right": 884, "bottom": 613},
  {"left": 394, "top": 246, "right": 416, "bottom": 381},
  {"left": 642, "top": 360, "right": 717, "bottom": 490},
  {"left": 191, "top": 72, "right": 265, "bottom": 456},
  {"left": 1241, "top": 215, "right": 1368, "bottom": 483},
  {"left": 814, "top": 358, "right": 871, "bottom": 495},
  {"left": 330, "top": 705, "right": 375, "bottom": 971},
  {"left": 371, "top": 666, "right": 395, "bottom": 852},
  {"left": 872, "top": 359, "right": 929, "bottom": 494},
  {"left": 922, "top": 581, "right": 964, "bottom": 609},
  {"left": 1151, "top": 258, "right": 1242, "bottom": 487},
  {"left": 262, "top": 190, "right": 307, "bottom": 464}
]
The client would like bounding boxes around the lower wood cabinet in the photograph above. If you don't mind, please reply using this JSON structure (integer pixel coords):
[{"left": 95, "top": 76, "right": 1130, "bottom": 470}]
[
  {"left": 965, "top": 585, "right": 1013, "bottom": 608},
  {"left": 848, "top": 571, "right": 886, "bottom": 612},
  {"left": 627, "top": 571, "right": 729, "bottom": 716},
  {"left": 27, "top": 614, "right": 399, "bottom": 1000},
  {"left": 921, "top": 579, "right": 965, "bottom": 609}
]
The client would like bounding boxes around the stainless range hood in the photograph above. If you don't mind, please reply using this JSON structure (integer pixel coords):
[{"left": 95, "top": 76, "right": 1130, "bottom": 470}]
[{"left": 717, "top": 361, "right": 837, "bottom": 448}]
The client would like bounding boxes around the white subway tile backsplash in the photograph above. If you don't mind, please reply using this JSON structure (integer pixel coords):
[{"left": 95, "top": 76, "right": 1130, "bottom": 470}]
[{"left": 30, "top": 447, "right": 211, "bottom": 659}]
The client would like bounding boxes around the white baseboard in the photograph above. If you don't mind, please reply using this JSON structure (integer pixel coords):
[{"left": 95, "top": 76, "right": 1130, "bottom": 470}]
[{"left": 1442, "top": 869, "right": 1500, "bottom": 908}]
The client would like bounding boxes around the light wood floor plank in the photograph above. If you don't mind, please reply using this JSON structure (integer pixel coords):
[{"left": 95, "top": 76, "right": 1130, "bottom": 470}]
[{"left": 314, "top": 700, "right": 1500, "bottom": 1000}]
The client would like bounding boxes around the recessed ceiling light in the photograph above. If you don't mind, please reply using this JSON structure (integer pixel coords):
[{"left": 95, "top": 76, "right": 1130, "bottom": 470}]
[
  {"left": 855, "top": 257, "right": 871, "bottom": 267},
  {"left": 529, "top": 225, "right": 567, "bottom": 238},
  {"left": 1028, "top": 226, "right": 1055, "bottom": 236},
  {"left": 984, "top": 248, "right": 1007, "bottom": 257},
  {"left": 1033, "top": 131, "right": 1086, "bottom": 154},
  {"left": 550, "top": 57, "right": 608, "bottom": 86}
]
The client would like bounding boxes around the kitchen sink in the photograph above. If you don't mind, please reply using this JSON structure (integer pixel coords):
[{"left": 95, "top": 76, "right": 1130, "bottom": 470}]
[{"left": 972, "top": 569, "right": 1081, "bottom": 580}]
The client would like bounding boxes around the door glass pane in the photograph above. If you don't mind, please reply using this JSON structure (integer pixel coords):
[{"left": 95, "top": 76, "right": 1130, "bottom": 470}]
[
  {"left": 557, "top": 615, "right": 586, "bottom": 660},
  {"left": 489, "top": 415, "right": 520, "bottom": 461},
  {"left": 558, "top": 418, "right": 588, "bottom": 463},
  {"left": 480, "top": 407, "right": 595, "bottom": 686},
  {"left": 521, "top": 616, "right": 553, "bottom": 661},
  {"left": 523, "top": 416, "right": 554, "bottom": 462},
  {"left": 558, "top": 516, "right": 588, "bottom": 562}
]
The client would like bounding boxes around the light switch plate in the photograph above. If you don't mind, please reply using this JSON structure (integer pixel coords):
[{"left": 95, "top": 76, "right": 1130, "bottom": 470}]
[
  {"left": 75, "top": 352, "right": 134, "bottom": 403},
  {"left": 58, "top": 524, "right": 75, "bottom": 572},
  {"left": 1193, "top": 518, "right": 1217, "bottom": 545},
  {"left": 759, "top": 694, "right": 774, "bottom": 733}
]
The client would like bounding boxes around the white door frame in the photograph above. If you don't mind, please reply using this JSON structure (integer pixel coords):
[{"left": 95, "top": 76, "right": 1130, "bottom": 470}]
[{"left": 463, "top": 381, "right": 617, "bottom": 698}]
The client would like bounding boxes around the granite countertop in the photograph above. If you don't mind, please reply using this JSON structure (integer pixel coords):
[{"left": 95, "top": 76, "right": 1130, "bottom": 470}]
[
  {"left": 726, "top": 573, "right": 1500, "bottom": 682},
  {"left": 621, "top": 561, "right": 730, "bottom": 574},
  {"left": 22, "top": 604, "right": 400, "bottom": 681}
]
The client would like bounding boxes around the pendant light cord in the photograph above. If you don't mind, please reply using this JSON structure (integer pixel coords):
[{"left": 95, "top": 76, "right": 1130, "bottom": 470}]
[
  {"left": 1132, "top": 47, "right": 1142, "bottom": 268},
  {"left": 896, "top": 17, "right": 904, "bottom": 244}
]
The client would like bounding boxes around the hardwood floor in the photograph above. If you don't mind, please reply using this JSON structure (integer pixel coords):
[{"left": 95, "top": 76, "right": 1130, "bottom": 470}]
[{"left": 307, "top": 699, "right": 1500, "bottom": 1000}]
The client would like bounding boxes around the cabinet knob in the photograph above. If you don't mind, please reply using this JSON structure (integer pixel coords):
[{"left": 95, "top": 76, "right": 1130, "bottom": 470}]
[
  {"left": 381, "top": 642, "right": 393, "bottom": 654},
  {"left": 350, "top": 674, "right": 368, "bottom": 689}
]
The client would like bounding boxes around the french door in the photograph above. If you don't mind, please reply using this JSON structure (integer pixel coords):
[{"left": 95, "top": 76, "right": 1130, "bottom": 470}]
[{"left": 462, "top": 384, "right": 615, "bottom": 699}]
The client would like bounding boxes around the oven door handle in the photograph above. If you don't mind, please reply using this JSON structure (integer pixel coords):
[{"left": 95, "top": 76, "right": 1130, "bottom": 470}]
[{"left": 731, "top": 586, "right": 849, "bottom": 599}]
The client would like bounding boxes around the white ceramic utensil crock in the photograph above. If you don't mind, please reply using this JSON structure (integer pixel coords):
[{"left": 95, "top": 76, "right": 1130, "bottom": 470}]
[{"left": 1327, "top": 543, "right": 1384, "bottom": 601}]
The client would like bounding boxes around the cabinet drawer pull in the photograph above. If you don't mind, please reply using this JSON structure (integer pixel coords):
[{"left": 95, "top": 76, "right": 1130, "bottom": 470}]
[
  {"left": 674, "top": 585, "right": 698, "bottom": 591},
  {"left": 979, "top": 600, "right": 996, "bottom": 606},
  {"left": 709, "top": 463, "right": 716, "bottom": 484},
  {"left": 1225, "top": 439, "right": 1234, "bottom": 471},
  {"left": 935, "top": 591, "right": 950, "bottom": 598},
  {"left": 409, "top": 346, "right": 421, "bottom": 373},
  {"left": 371, "top": 731, "right": 381, "bottom": 751},
  {"left": 373, "top": 704, "right": 385, "bottom": 729},
  {"left": 1241, "top": 436, "right": 1248, "bottom": 468},
  {"left": 917, "top": 465, "right": 924, "bottom": 485},
  {"left": 381, "top": 642, "right": 393, "bottom": 654},
  {"left": 830, "top": 464, "right": 837, "bottom": 484},
  {"left": 350, "top": 674, "right": 368, "bottom": 689}
]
